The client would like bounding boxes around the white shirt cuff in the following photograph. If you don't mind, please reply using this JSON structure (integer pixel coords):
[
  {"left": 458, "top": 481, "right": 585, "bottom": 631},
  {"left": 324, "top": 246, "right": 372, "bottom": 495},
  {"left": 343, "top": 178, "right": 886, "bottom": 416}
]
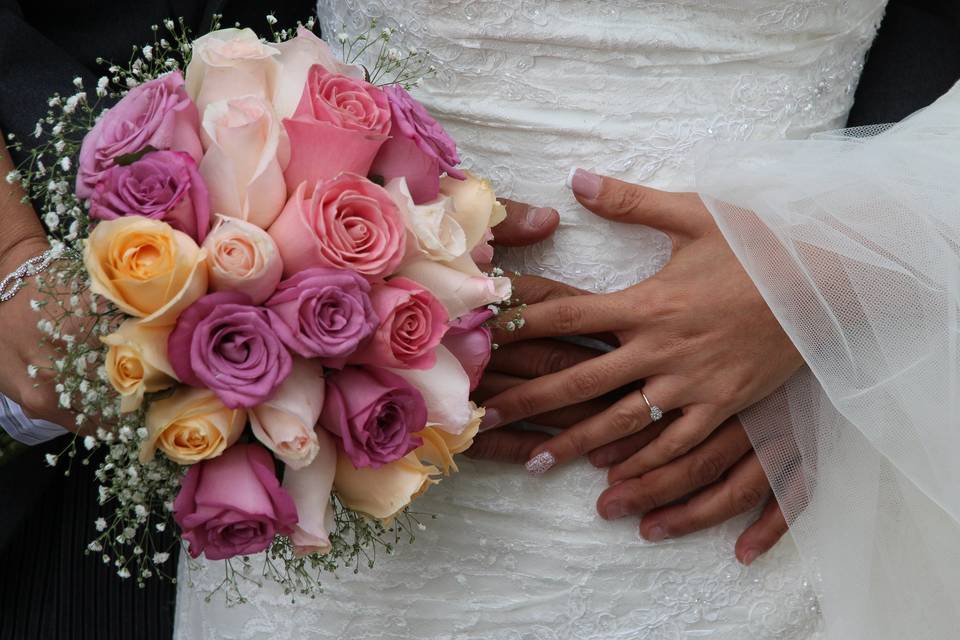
[{"left": 0, "top": 393, "right": 68, "bottom": 445}]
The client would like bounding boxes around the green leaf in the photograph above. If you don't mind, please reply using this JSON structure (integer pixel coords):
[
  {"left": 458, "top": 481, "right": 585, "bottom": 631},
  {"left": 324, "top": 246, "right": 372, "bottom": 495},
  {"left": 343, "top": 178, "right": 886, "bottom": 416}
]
[{"left": 114, "top": 146, "right": 158, "bottom": 166}]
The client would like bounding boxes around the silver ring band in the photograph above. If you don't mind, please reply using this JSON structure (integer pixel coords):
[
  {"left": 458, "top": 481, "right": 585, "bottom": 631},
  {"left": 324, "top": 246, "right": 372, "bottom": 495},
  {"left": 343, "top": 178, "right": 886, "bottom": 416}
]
[{"left": 640, "top": 390, "right": 664, "bottom": 422}]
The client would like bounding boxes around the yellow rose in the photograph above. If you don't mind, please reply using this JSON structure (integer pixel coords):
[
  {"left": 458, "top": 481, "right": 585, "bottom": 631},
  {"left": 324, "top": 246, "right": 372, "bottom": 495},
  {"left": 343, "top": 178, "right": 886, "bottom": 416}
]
[
  {"left": 415, "top": 404, "right": 483, "bottom": 474},
  {"left": 334, "top": 452, "right": 439, "bottom": 521},
  {"left": 440, "top": 172, "right": 507, "bottom": 250},
  {"left": 84, "top": 216, "right": 208, "bottom": 326},
  {"left": 102, "top": 319, "right": 178, "bottom": 413},
  {"left": 140, "top": 387, "right": 246, "bottom": 465}
]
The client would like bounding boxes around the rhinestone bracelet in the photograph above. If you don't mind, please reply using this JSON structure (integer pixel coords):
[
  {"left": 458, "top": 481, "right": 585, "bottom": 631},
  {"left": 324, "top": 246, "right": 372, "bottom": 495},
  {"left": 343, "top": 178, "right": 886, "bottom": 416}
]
[{"left": 0, "top": 247, "right": 60, "bottom": 303}]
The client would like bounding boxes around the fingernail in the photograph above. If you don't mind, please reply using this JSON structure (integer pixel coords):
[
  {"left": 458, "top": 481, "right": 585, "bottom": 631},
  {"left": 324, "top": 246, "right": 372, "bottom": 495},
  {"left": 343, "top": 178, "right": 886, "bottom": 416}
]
[
  {"left": 568, "top": 168, "right": 602, "bottom": 200},
  {"left": 525, "top": 450, "right": 557, "bottom": 475},
  {"left": 603, "top": 500, "right": 626, "bottom": 520},
  {"left": 479, "top": 408, "right": 502, "bottom": 432},
  {"left": 741, "top": 549, "right": 760, "bottom": 566},
  {"left": 643, "top": 525, "right": 668, "bottom": 542},
  {"left": 526, "top": 207, "right": 556, "bottom": 229}
]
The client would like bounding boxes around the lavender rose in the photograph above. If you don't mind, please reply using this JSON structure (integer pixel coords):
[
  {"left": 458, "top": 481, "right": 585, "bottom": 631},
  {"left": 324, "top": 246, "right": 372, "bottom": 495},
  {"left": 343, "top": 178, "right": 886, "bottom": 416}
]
[
  {"left": 265, "top": 268, "right": 378, "bottom": 367},
  {"left": 168, "top": 291, "right": 293, "bottom": 408},
  {"left": 174, "top": 443, "right": 298, "bottom": 560},
  {"left": 321, "top": 366, "right": 427, "bottom": 469},
  {"left": 89, "top": 150, "right": 211, "bottom": 243},
  {"left": 77, "top": 71, "right": 203, "bottom": 198},
  {"left": 370, "top": 85, "right": 465, "bottom": 204}
]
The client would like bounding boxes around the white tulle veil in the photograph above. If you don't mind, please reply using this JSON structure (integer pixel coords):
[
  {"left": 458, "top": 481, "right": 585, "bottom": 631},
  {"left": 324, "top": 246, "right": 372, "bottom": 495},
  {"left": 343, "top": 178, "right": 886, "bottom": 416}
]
[{"left": 697, "top": 82, "right": 960, "bottom": 639}]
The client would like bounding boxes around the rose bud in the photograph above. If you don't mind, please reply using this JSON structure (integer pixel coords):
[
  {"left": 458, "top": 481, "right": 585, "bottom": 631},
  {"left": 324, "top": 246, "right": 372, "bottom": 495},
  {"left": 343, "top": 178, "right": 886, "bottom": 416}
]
[{"left": 203, "top": 216, "right": 283, "bottom": 305}]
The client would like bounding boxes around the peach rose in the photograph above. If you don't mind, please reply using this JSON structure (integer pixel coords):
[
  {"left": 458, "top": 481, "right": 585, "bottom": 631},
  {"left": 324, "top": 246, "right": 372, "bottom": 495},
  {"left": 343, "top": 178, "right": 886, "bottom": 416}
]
[
  {"left": 140, "top": 387, "right": 247, "bottom": 465},
  {"left": 102, "top": 320, "right": 178, "bottom": 413},
  {"left": 84, "top": 216, "right": 208, "bottom": 326},
  {"left": 333, "top": 450, "right": 439, "bottom": 521},
  {"left": 282, "top": 427, "right": 338, "bottom": 556},
  {"left": 250, "top": 358, "right": 326, "bottom": 470},
  {"left": 440, "top": 172, "right": 507, "bottom": 251},
  {"left": 415, "top": 404, "right": 483, "bottom": 474},
  {"left": 203, "top": 216, "right": 283, "bottom": 304},
  {"left": 185, "top": 28, "right": 280, "bottom": 116},
  {"left": 396, "top": 254, "right": 511, "bottom": 319},
  {"left": 200, "top": 96, "right": 287, "bottom": 229},
  {"left": 272, "top": 26, "right": 364, "bottom": 120},
  {"left": 386, "top": 178, "right": 467, "bottom": 263}
]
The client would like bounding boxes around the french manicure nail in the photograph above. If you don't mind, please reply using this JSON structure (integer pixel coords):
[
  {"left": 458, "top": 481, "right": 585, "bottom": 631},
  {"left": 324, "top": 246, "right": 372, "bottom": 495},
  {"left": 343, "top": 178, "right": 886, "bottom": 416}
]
[
  {"left": 644, "top": 525, "right": 668, "bottom": 542},
  {"left": 526, "top": 206, "right": 556, "bottom": 229},
  {"left": 604, "top": 500, "right": 626, "bottom": 520},
  {"left": 479, "top": 408, "right": 502, "bottom": 432},
  {"left": 525, "top": 450, "right": 557, "bottom": 475},
  {"left": 741, "top": 549, "right": 760, "bottom": 566},
  {"left": 567, "top": 168, "right": 602, "bottom": 200}
]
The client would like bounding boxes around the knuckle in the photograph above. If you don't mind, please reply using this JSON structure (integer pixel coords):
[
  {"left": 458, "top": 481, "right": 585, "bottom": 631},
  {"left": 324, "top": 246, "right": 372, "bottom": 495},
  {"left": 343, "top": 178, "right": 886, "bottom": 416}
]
[
  {"left": 658, "top": 435, "right": 693, "bottom": 461},
  {"left": 730, "top": 484, "right": 766, "bottom": 513},
  {"left": 565, "top": 367, "right": 605, "bottom": 401},
  {"left": 539, "top": 348, "right": 574, "bottom": 376},
  {"left": 564, "top": 429, "right": 590, "bottom": 457},
  {"left": 513, "top": 391, "right": 542, "bottom": 420},
  {"left": 610, "top": 185, "right": 648, "bottom": 218},
  {"left": 552, "top": 301, "right": 585, "bottom": 334},
  {"left": 623, "top": 488, "right": 659, "bottom": 515},
  {"left": 687, "top": 451, "right": 727, "bottom": 487},
  {"left": 607, "top": 406, "right": 641, "bottom": 438}
]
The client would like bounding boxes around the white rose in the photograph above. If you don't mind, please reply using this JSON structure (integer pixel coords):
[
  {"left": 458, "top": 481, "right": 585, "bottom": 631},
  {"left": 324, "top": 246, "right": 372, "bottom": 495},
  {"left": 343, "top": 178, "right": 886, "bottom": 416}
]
[
  {"left": 185, "top": 28, "right": 280, "bottom": 116},
  {"left": 387, "top": 177, "right": 468, "bottom": 263}
]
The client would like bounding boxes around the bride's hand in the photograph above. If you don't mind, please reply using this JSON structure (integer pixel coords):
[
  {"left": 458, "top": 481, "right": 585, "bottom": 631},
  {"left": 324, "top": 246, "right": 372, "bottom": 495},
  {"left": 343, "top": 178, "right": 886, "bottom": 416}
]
[{"left": 480, "top": 170, "right": 804, "bottom": 475}]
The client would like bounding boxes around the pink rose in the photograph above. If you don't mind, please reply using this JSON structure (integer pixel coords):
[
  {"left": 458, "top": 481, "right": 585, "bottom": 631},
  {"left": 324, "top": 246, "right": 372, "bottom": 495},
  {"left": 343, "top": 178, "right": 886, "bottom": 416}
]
[
  {"left": 282, "top": 65, "right": 391, "bottom": 191},
  {"left": 89, "top": 150, "right": 210, "bottom": 243},
  {"left": 268, "top": 175, "right": 406, "bottom": 279},
  {"left": 203, "top": 216, "right": 283, "bottom": 305},
  {"left": 174, "top": 443, "right": 298, "bottom": 561},
  {"left": 320, "top": 367, "right": 426, "bottom": 469},
  {"left": 442, "top": 308, "right": 493, "bottom": 391},
  {"left": 77, "top": 72, "right": 202, "bottom": 198},
  {"left": 265, "top": 267, "right": 378, "bottom": 367},
  {"left": 350, "top": 277, "right": 448, "bottom": 370},
  {"left": 168, "top": 291, "right": 294, "bottom": 409},
  {"left": 272, "top": 26, "right": 365, "bottom": 119},
  {"left": 370, "top": 85, "right": 465, "bottom": 204}
]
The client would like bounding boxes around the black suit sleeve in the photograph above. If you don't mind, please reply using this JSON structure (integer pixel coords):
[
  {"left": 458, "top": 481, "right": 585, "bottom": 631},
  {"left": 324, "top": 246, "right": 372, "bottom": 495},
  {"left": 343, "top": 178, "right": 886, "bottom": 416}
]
[{"left": 848, "top": 0, "right": 960, "bottom": 126}]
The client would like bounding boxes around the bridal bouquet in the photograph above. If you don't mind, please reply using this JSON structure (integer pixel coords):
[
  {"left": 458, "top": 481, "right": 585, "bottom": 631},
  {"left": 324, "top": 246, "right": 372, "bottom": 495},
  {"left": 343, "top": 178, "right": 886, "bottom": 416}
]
[{"left": 6, "top": 16, "right": 513, "bottom": 597}]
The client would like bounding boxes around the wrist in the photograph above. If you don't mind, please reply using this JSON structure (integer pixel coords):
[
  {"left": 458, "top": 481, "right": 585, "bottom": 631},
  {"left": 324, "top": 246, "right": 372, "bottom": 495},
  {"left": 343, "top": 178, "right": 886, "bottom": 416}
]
[{"left": 0, "top": 233, "right": 49, "bottom": 276}]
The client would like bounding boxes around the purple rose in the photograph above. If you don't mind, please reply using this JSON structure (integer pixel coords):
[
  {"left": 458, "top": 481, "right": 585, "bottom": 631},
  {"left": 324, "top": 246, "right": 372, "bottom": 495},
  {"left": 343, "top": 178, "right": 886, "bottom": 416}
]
[
  {"left": 321, "top": 366, "right": 426, "bottom": 469},
  {"left": 77, "top": 72, "right": 203, "bottom": 198},
  {"left": 442, "top": 308, "right": 493, "bottom": 391},
  {"left": 174, "top": 443, "right": 298, "bottom": 561},
  {"left": 369, "top": 85, "right": 465, "bottom": 204},
  {"left": 168, "top": 291, "right": 293, "bottom": 408},
  {"left": 89, "top": 150, "right": 211, "bottom": 243},
  {"left": 265, "top": 268, "right": 378, "bottom": 367}
]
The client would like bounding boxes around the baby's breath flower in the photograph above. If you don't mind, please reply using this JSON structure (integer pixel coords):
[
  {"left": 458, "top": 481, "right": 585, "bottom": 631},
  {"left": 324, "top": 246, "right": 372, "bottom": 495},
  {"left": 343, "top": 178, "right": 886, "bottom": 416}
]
[
  {"left": 26, "top": 364, "right": 38, "bottom": 378},
  {"left": 58, "top": 392, "right": 71, "bottom": 409},
  {"left": 117, "top": 567, "right": 131, "bottom": 579},
  {"left": 265, "top": 14, "right": 278, "bottom": 25},
  {"left": 72, "top": 76, "right": 83, "bottom": 89},
  {"left": 85, "top": 436, "right": 98, "bottom": 451},
  {"left": 45, "top": 453, "right": 58, "bottom": 467}
]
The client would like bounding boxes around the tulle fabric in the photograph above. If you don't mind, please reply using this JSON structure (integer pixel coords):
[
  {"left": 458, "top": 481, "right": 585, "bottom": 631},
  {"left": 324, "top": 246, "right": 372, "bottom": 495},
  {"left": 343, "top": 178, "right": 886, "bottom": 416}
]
[{"left": 697, "top": 81, "right": 960, "bottom": 640}]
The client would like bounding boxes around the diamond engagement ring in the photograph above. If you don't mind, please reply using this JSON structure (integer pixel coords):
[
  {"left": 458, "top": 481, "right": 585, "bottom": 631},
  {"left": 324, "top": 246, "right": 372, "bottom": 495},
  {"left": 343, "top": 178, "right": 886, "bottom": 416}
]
[{"left": 640, "top": 390, "right": 663, "bottom": 422}]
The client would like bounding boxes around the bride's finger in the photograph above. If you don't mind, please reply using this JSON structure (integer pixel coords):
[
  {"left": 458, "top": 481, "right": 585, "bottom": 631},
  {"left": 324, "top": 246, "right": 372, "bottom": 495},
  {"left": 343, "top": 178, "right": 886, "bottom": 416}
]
[
  {"left": 480, "top": 348, "right": 641, "bottom": 432},
  {"left": 474, "top": 372, "right": 617, "bottom": 429},
  {"left": 495, "top": 292, "right": 636, "bottom": 345},
  {"left": 638, "top": 451, "right": 771, "bottom": 542},
  {"left": 607, "top": 404, "right": 724, "bottom": 483},
  {"left": 568, "top": 169, "right": 705, "bottom": 238},
  {"left": 522, "top": 382, "right": 689, "bottom": 472},
  {"left": 587, "top": 417, "right": 671, "bottom": 468}
]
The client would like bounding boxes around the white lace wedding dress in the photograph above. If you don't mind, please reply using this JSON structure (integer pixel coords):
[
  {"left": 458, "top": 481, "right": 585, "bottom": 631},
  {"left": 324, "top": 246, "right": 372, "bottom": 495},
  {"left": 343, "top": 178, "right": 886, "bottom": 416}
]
[{"left": 175, "top": 1, "right": 888, "bottom": 638}]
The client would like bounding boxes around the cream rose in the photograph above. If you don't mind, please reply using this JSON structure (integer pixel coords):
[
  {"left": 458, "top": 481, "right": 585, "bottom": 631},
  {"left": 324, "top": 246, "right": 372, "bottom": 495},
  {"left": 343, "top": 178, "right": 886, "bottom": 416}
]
[
  {"left": 397, "top": 253, "right": 511, "bottom": 319},
  {"left": 84, "top": 216, "right": 208, "bottom": 326},
  {"left": 200, "top": 96, "right": 287, "bottom": 229},
  {"left": 203, "top": 215, "right": 283, "bottom": 304},
  {"left": 334, "top": 451, "right": 439, "bottom": 521},
  {"left": 140, "top": 387, "right": 247, "bottom": 465},
  {"left": 250, "top": 358, "right": 325, "bottom": 469},
  {"left": 440, "top": 172, "right": 507, "bottom": 251},
  {"left": 185, "top": 28, "right": 280, "bottom": 116},
  {"left": 102, "top": 320, "right": 178, "bottom": 413},
  {"left": 282, "top": 428, "right": 338, "bottom": 556},
  {"left": 387, "top": 178, "right": 467, "bottom": 263},
  {"left": 415, "top": 404, "right": 483, "bottom": 474},
  {"left": 389, "top": 346, "right": 473, "bottom": 434},
  {"left": 272, "top": 26, "right": 365, "bottom": 120}
]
